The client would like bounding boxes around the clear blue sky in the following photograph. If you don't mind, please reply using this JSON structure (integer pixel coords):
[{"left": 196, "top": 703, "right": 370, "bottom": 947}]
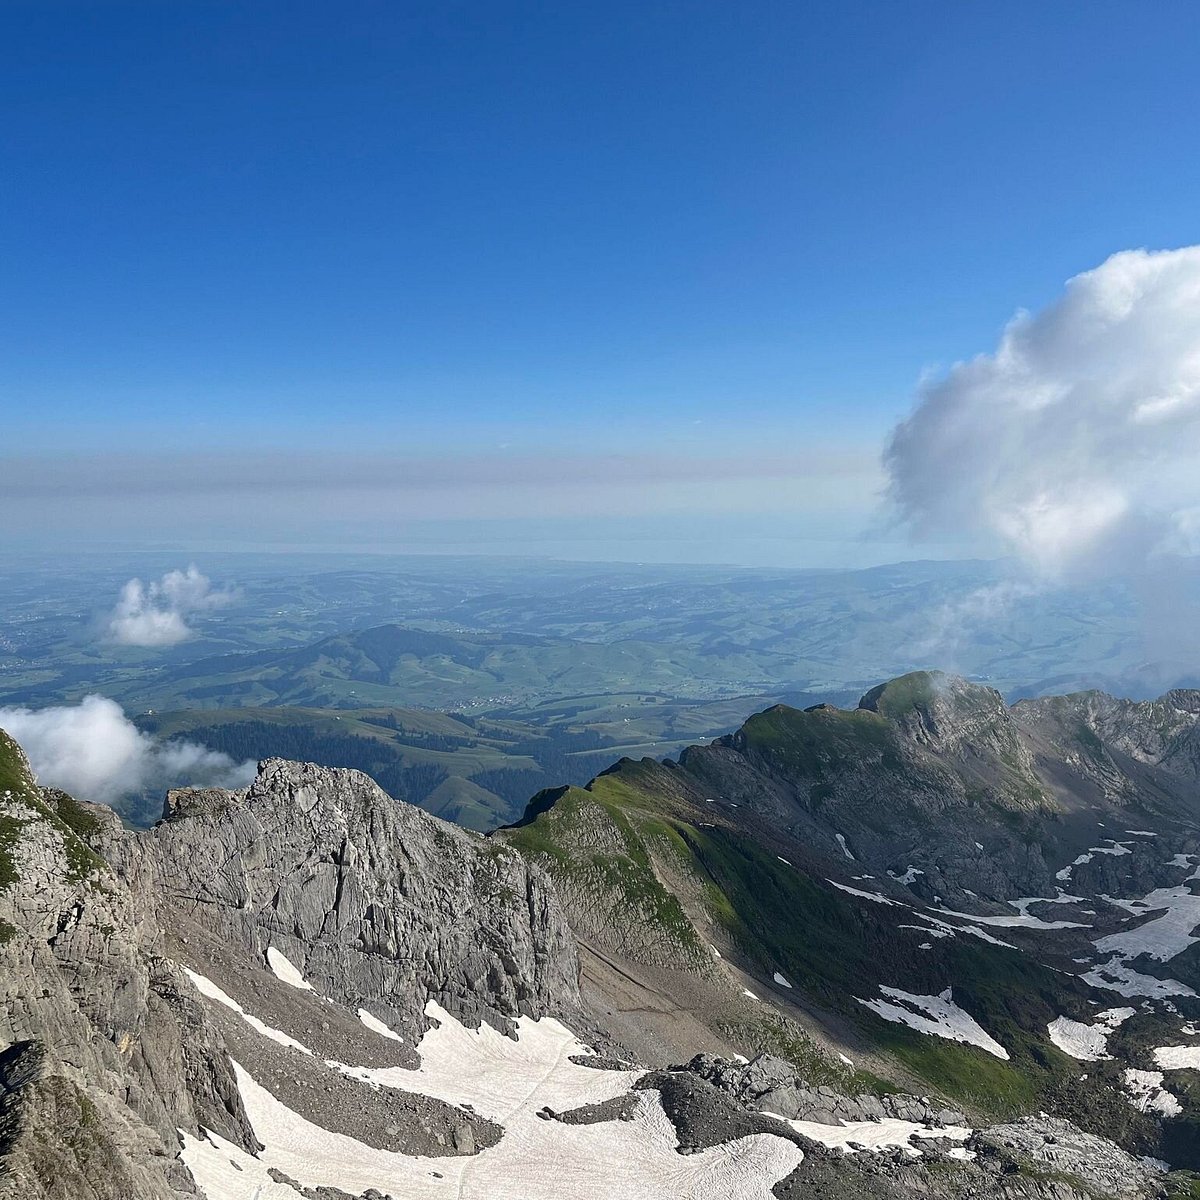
[{"left": 4, "top": 1, "right": 1198, "bottom": 563}]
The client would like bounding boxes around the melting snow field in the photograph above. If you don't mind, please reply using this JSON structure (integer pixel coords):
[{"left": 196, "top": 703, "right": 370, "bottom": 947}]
[
  {"left": 766, "top": 1112, "right": 973, "bottom": 1158},
  {"left": 931, "top": 905, "right": 1087, "bottom": 931},
  {"left": 178, "top": 978, "right": 986, "bottom": 1200},
  {"left": 1093, "top": 883, "right": 1200, "bottom": 963},
  {"left": 1123, "top": 1069, "right": 1183, "bottom": 1117},
  {"left": 828, "top": 881, "right": 901, "bottom": 906},
  {"left": 1082, "top": 957, "right": 1196, "bottom": 1000},
  {"left": 856, "top": 987, "right": 1009, "bottom": 1060},
  {"left": 180, "top": 998, "right": 811, "bottom": 1200},
  {"left": 1055, "top": 841, "right": 1132, "bottom": 883},
  {"left": 1046, "top": 1008, "right": 1134, "bottom": 1061}
]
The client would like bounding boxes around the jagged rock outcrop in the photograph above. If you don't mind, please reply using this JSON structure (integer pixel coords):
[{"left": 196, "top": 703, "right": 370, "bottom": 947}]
[
  {"left": 126, "top": 758, "right": 582, "bottom": 1036},
  {"left": 682, "top": 1052, "right": 966, "bottom": 1128}
]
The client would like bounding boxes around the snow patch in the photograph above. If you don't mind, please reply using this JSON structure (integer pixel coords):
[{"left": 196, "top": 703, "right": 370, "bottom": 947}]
[
  {"left": 887, "top": 866, "right": 924, "bottom": 886},
  {"left": 1154, "top": 1044, "right": 1200, "bottom": 1070},
  {"left": 1123, "top": 1069, "right": 1182, "bottom": 1117},
  {"left": 1055, "top": 841, "right": 1132, "bottom": 882},
  {"left": 773, "top": 972, "right": 793, "bottom": 989},
  {"left": 266, "top": 947, "right": 314, "bottom": 992},
  {"left": 180, "top": 1002, "right": 807, "bottom": 1200},
  {"left": 1092, "top": 882, "right": 1200, "bottom": 963},
  {"left": 835, "top": 833, "right": 855, "bottom": 861},
  {"left": 1007, "top": 893, "right": 1087, "bottom": 918},
  {"left": 829, "top": 881, "right": 902, "bottom": 906},
  {"left": 856, "top": 987, "right": 1009, "bottom": 1060},
  {"left": 766, "top": 1111, "right": 973, "bottom": 1158},
  {"left": 930, "top": 906, "right": 1087, "bottom": 931},
  {"left": 1081, "top": 957, "right": 1197, "bottom": 999},
  {"left": 357, "top": 1008, "right": 403, "bottom": 1043},
  {"left": 1046, "top": 1008, "right": 1134, "bottom": 1061}
]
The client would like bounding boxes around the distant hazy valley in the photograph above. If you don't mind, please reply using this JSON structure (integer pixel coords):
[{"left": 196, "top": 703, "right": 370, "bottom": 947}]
[{"left": 4, "top": 552, "right": 1199, "bottom": 829}]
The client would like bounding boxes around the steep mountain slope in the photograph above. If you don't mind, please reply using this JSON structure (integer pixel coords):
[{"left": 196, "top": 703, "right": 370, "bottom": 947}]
[
  {"left": 501, "top": 672, "right": 1200, "bottom": 1173},
  {"left": 1, "top": 713, "right": 1177, "bottom": 1200}
]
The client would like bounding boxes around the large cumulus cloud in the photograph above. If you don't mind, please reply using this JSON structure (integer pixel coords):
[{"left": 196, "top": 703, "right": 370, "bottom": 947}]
[{"left": 886, "top": 247, "right": 1200, "bottom": 579}]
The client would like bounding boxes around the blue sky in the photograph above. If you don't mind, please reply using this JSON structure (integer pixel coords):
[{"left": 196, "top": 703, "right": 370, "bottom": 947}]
[{"left": 4, "top": 1, "right": 1199, "bottom": 563}]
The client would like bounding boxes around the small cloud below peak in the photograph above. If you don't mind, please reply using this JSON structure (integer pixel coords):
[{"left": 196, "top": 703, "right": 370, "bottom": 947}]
[{"left": 105, "top": 565, "right": 238, "bottom": 647}]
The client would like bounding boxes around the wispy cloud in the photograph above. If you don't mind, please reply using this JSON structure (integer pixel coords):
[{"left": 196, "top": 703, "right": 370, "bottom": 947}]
[
  {"left": 0, "top": 694, "right": 255, "bottom": 807},
  {"left": 106, "top": 565, "right": 238, "bottom": 647}
]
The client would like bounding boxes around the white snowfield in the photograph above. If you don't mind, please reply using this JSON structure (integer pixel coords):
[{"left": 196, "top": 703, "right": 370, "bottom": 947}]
[
  {"left": 773, "top": 972, "right": 793, "bottom": 989},
  {"left": 178, "top": 981, "right": 989, "bottom": 1200},
  {"left": 1046, "top": 1008, "right": 1134, "bottom": 1061},
  {"left": 766, "top": 1111, "right": 973, "bottom": 1158},
  {"left": 887, "top": 866, "right": 923, "bottom": 886},
  {"left": 835, "top": 833, "right": 855, "bottom": 860},
  {"left": 1092, "top": 882, "right": 1200, "bottom": 963},
  {"left": 1122, "top": 1069, "right": 1183, "bottom": 1117},
  {"left": 1083, "top": 957, "right": 1197, "bottom": 1000},
  {"left": 901, "top": 915, "right": 1016, "bottom": 950},
  {"left": 1154, "top": 1044, "right": 1200, "bottom": 1070},
  {"left": 856, "top": 987, "right": 1009, "bottom": 1060},
  {"left": 266, "top": 947, "right": 315, "bottom": 991},
  {"left": 1007, "top": 893, "right": 1087, "bottom": 919},
  {"left": 182, "top": 1074, "right": 806, "bottom": 1200},
  {"left": 181, "top": 999, "right": 809, "bottom": 1199}
]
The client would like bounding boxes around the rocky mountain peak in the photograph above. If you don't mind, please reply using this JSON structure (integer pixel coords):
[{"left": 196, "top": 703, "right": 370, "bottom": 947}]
[{"left": 857, "top": 670, "right": 1010, "bottom": 751}]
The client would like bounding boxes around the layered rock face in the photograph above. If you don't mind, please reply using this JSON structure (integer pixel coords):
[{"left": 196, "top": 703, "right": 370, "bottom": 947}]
[{"left": 128, "top": 757, "right": 581, "bottom": 1036}]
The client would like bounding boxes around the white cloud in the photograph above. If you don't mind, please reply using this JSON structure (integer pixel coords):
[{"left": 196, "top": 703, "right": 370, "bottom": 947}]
[
  {"left": 105, "top": 564, "right": 238, "bottom": 647},
  {"left": 0, "top": 694, "right": 256, "bottom": 807},
  {"left": 885, "top": 246, "right": 1200, "bottom": 580}
]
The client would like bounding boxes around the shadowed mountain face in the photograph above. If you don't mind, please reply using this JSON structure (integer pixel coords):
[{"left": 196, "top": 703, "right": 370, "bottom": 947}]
[{"left": 5, "top": 676, "right": 1200, "bottom": 1198}]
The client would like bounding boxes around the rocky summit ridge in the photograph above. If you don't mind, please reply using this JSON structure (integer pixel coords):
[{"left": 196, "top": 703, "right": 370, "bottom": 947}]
[{"left": 4, "top": 674, "right": 1200, "bottom": 1199}]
